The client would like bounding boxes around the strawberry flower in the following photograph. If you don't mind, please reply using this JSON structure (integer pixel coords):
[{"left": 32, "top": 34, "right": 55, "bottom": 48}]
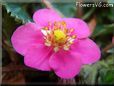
[{"left": 11, "top": 8, "right": 101, "bottom": 79}]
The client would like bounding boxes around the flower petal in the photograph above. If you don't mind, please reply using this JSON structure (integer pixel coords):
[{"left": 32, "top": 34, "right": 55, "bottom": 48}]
[
  {"left": 33, "top": 8, "right": 61, "bottom": 26},
  {"left": 24, "top": 44, "right": 53, "bottom": 71},
  {"left": 63, "top": 18, "right": 90, "bottom": 39},
  {"left": 49, "top": 50, "right": 82, "bottom": 79},
  {"left": 71, "top": 38, "right": 101, "bottom": 64},
  {"left": 11, "top": 22, "right": 43, "bottom": 56}
]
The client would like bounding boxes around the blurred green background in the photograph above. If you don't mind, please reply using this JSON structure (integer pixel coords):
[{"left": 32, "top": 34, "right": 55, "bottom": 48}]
[{"left": 1, "top": 0, "right": 114, "bottom": 85}]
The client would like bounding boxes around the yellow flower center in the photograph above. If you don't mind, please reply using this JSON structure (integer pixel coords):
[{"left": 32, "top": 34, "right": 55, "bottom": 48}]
[
  {"left": 41, "top": 21, "right": 76, "bottom": 52},
  {"left": 54, "top": 30, "right": 66, "bottom": 43}
]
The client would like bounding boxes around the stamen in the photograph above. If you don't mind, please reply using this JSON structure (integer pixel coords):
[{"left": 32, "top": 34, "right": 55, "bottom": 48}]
[
  {"left": 72, "top": 35, "right": 76, "bottom": 39},
  {"left": 45, "top": 42, "right": 51, "bottom": 46},
  {"left": 45, "top": 27, "right": 49, "bottom": 30},
  {"left": 41, "top": 21, "right": 76, "bottom": 52},
  {"left": 61, "top": 21, "right": 66, "bottom": 27},
  {"left": 54, "top": 47, "right": 59, "bottom": 52},
  {"left": 41, "top": 29, "right": 48, "bottom": 36},
  {"left": 63, "top": 45, "right": 70, "bottom": 51}
]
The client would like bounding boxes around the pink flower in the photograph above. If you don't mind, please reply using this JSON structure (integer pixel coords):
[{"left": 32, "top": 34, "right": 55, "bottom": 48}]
[{"left": 11, "top": 8, "right": 101, "bottom": 79}]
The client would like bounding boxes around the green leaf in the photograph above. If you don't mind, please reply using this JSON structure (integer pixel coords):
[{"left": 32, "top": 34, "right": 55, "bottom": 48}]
[
  {"left": 53, "top": 3, "right": 76, "bottom": 17},
  {"left": 2, "top": 7, "right": 20, "bottom": 44},
  {"left": 4, "top": 3, "right": 32, "bottom": 23},
  {"left": 82, "top": 8, "right": 96, "bottom": 20},
  {"left": 80, "top": 58, "right": 112, "bottom": 84},
  {"left": 106, "top": 7, "right": 114, "bottom": 21},
  {"left": 80, "top": 65, "right": 98, "bottom": 84},
  {"left": 99, "top": 69, "right": 114, "bottom": 84},
  {"left": 92, "top": 24, "right": 114, "bottom": 37}
]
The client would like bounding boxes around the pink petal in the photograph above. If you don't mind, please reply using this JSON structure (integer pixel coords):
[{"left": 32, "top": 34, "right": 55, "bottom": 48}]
[
  {"left": 49, "top": 50, "right": 82, "bottom": 79},
  {"left": 71, "top": 38, "right": 101, "bottom": 64},
  {"left": 24, "top": 44, "right": 53, "bottom": 71},
  {"left": 33, "top": 8, "right": 61, "bottom": 26},
  {"left": 63, "top": 18, "right": 90, "bottom": 39},
  {"left": 11, "top": 22, "right": 44, "bottom": 56}
]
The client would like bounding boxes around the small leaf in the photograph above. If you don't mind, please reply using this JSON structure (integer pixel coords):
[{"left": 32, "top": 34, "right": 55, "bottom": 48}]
[
  {"left": 4, "top": 3, "right": 32, "bottom": 23},
  {"left": 80, "top": 60, "right": 111, "bottom": 84}
]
